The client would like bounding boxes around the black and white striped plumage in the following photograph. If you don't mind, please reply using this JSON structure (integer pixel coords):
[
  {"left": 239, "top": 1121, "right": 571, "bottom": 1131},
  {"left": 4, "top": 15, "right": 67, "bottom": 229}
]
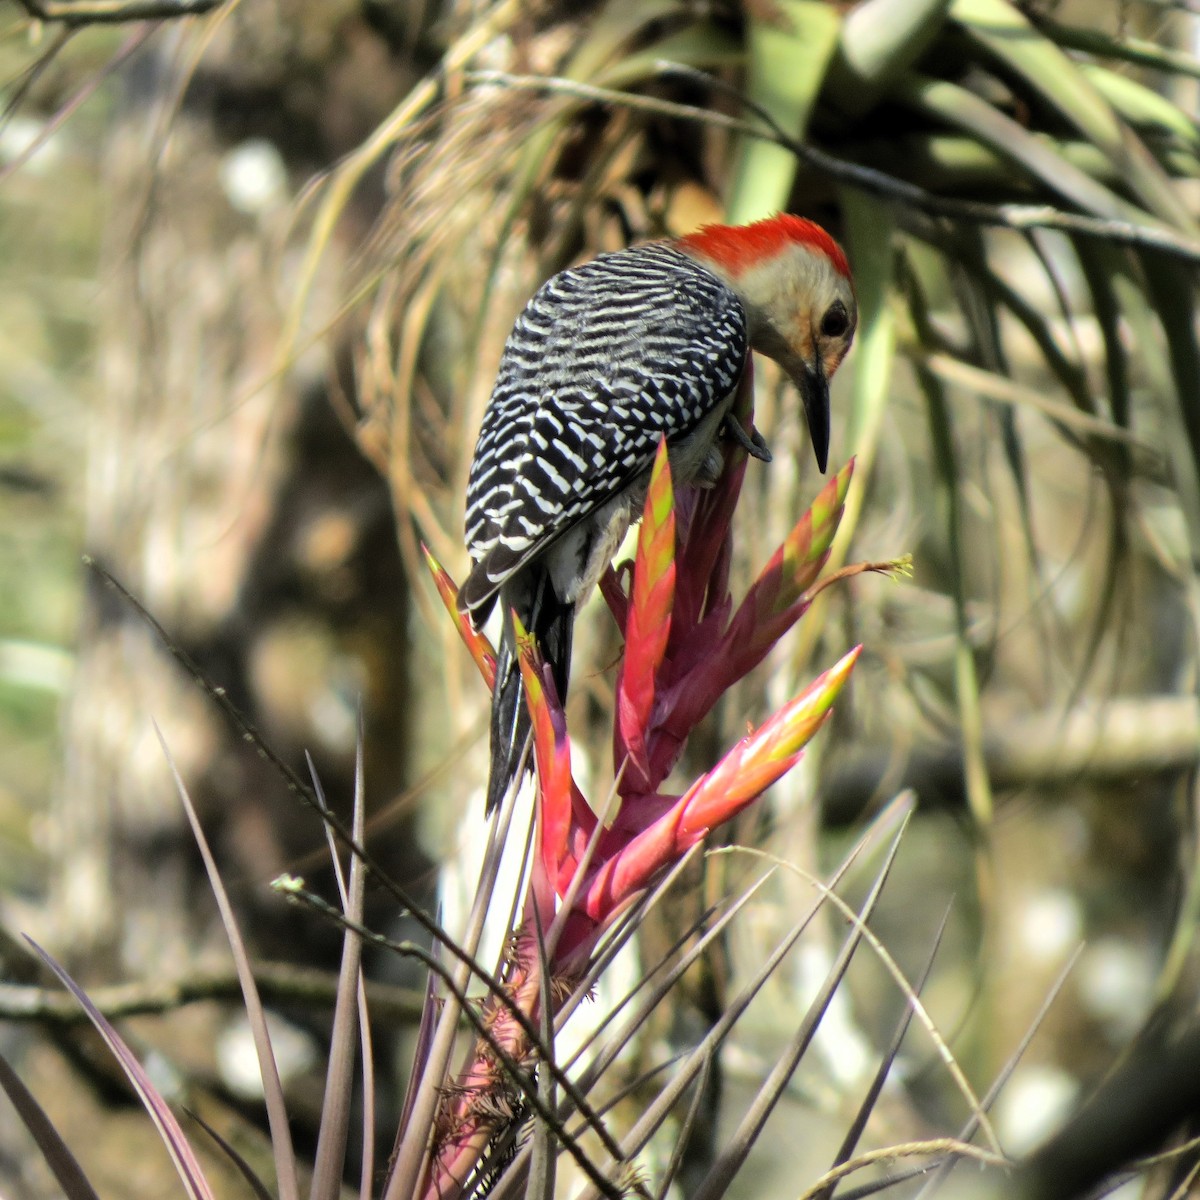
[{"left": 460, "top": 242, "right": 750, "bottom": 813}]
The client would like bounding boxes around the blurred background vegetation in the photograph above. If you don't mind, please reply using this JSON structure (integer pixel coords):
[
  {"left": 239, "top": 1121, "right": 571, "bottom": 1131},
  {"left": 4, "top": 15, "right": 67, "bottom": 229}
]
[{"left": 1, "top": 0, "right": 1200, "bottom": 1196}]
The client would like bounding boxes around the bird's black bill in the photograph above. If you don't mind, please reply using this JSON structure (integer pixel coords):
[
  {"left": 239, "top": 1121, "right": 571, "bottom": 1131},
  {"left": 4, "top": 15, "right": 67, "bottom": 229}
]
[{"left": 799, "top": 360, "right": 831, "bottom": 473}]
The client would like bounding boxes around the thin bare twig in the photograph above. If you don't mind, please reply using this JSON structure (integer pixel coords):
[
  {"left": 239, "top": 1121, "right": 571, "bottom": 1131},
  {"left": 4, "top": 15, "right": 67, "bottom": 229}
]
[
  {"left": 15, "top": 0, "right": 221, "bottom": 25},
  {"left": 461, "top": 69, "right": 1200, "bottom": 267}
]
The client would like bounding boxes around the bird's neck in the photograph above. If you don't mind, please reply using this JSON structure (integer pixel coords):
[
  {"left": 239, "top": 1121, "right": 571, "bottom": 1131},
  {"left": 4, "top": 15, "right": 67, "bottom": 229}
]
[{"left": 675, "top": 244, "right": 778, "bottom": 349}]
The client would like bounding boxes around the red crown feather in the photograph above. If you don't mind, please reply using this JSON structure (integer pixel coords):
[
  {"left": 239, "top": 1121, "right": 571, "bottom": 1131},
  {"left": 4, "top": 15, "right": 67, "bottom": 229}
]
[{"left": 677, "top": 214, "right": 851, "bottom": 281}]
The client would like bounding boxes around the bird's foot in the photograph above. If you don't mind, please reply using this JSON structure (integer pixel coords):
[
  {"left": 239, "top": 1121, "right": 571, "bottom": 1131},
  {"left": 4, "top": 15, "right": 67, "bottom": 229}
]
[{"left": 722, "top": 413, "right": 772, "bottom": 462}]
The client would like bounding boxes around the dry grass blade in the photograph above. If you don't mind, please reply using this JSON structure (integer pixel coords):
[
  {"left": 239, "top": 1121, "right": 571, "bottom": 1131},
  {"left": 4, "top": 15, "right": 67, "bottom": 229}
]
[
  {"left": 914, "top": 945, "right": 1083, "bottom": 1198},
  {"left": 724, "top": 846, "right": 1000, "bottom": 1153},
  {"left": 1, "top": 23, "right": 73, "bottom": 122},
  {"left": 917, "top": 352, "right": 1151, "bottom": 453},
  {"left": 307, "top": 735, "right": 368, "bottom": 1200},
  {"left": 652, "top": 1051, "right": 716, "bottom": 1200},
  {"left": 276, "top": 879, "right": 624, "bottom": 1200},
  {"left": 185, "top": 1109, "right": 275, "bottom": 1200},
  {"left": 14, "top": 0, "right": 220, "bottom": 23},
  {"left": 800, "top": 1140, "right": 1009, "bottom": 1198},
  {"left": 455, "top": 69, "right": 1200, "bottom": 262},
  {"left": 0, "top": 25, "right": 153, "bottom": 185},
  {"left": 688, "top": 809, "right": 914, "bottom": 1200},
  {"left": 570, "top": 804, "right": 918, "bottom": 1200},
  {"left": 282, "top": 0, "right": 521, "bottom": 376},
  {"left": 23, "top": 940, "right": 217, "bottom": 1200},
  {"left": 154, "top": 725, "right": 300, "bottom": 1200},
  {"left": 0, "top": 1048, "right": 102, "bottom": 1200},
  {"left": 810, "top": 906, "right": 955, "bottom": 1200}
]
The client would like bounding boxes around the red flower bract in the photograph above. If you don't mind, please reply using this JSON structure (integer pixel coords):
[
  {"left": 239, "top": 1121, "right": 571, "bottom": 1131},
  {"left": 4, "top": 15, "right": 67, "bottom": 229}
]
[{"left": 518, "top": 436, "right": 859, "bottom": 966}]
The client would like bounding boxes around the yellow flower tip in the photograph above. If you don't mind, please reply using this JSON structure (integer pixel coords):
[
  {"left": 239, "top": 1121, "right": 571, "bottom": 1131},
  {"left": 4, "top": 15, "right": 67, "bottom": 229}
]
[
  {"left": 420, "top": 542, "right": 447, "bottom": 581},
  {"left": 826, "top": 644, "right": 863, "bottom": 692},
  {"left": 834, "top": 457, "right": 855, "bottom": 498},
  {"left": 510, "top": 608, "right": 530, "bottom": 643}
]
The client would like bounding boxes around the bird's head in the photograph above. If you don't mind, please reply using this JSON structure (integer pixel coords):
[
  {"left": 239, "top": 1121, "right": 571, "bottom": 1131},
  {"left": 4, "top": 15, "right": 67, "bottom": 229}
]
[{"left": 677, "top": 214, "right": 856, "bottom": 472}]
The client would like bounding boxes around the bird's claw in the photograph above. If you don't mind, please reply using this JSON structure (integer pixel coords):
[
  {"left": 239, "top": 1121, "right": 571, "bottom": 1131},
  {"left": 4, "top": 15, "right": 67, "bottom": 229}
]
[{"left": 722, "top": 413, "right": 773, "bottom": 462}]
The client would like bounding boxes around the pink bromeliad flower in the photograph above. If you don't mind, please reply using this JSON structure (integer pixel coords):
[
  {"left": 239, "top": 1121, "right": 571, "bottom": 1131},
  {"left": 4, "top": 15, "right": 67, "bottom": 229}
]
[{"left": 418, "top": 395, "right": 896, "bottom": 1200}]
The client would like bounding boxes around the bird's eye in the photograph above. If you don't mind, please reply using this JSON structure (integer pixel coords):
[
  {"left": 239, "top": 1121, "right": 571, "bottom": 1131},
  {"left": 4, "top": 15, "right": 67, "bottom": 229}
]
[{"left": 821, "top": 302, "right": 850, "bottom": 339}]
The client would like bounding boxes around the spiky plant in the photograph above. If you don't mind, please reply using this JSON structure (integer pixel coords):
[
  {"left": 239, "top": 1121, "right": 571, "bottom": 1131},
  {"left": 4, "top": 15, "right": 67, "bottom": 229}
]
[{"left": 4, "top": 433, "right": 1005, "bottom": 1200}]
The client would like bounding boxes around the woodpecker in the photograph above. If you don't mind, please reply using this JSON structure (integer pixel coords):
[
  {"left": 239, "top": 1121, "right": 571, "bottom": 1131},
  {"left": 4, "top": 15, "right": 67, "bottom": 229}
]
[{"left": 460, "top": 214, "right": 856, "bottom": 814}]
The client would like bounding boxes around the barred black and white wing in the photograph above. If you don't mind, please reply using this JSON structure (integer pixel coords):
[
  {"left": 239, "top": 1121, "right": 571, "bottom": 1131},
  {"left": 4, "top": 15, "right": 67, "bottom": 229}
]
[{"left": 459, "top": 242, "right": 748, "bottom": 620}]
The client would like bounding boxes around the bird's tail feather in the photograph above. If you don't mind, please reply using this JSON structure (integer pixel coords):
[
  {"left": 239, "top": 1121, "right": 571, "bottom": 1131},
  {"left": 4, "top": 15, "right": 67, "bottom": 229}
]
[{"left": 484, "top": 572, "right": 573, "bottom": 815}]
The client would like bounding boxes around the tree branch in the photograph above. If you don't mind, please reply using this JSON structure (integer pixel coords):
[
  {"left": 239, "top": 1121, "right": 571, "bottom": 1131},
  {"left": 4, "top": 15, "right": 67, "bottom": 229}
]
[
  {"left": 0, "top": 959, "right": 424, "bottom": 1025},
  {"left": 825, "top": 696, "right": 1200, "bottom": 823}
]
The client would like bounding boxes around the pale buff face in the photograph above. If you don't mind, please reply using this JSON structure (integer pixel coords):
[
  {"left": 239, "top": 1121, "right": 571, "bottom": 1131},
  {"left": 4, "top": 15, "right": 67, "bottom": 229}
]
[
  {"left": 683, "top": 235, "right": 856, "bottom": 470},
  {"left": 732, "top": 242, "right": 858, "bottom": 385}
]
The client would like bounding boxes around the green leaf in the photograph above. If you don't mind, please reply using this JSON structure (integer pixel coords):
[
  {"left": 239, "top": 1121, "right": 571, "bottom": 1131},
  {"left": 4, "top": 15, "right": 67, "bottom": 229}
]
[
  {"left": 953, "top": 237, "right": 1092, "bottom": 412},
  {"left": 948, "top": 0, "right": 1196, "bottom": 230},
  {"left": 1026, "top": 13, "right": 1200, "bottom": 84},
  {"left": 842, "top": 188, "right": 897, "bottom": 454},
  {"left": 597, "top": 22, "right": 744, "bottom": 88},
  {"left": 1142, "top": 253, "right": 1200, "bottom": 553},
  {"left": 917, "top": 361, "right": 994, "bottom": 830},
  {"left": 726, "top": 0, "right": 842, "bottom": 223},
  {"left": 1079, "top": 63, "right": 1200, "bottom": 157},
  {"left": 1075, "top": 241, "right": 1133, "bottom": 436},
  {"left": 826, "top": 0, "right": 951, "bottom": 115},
  {"left": 893, "top": 73, "right": 1137, "bottom": 222}
]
